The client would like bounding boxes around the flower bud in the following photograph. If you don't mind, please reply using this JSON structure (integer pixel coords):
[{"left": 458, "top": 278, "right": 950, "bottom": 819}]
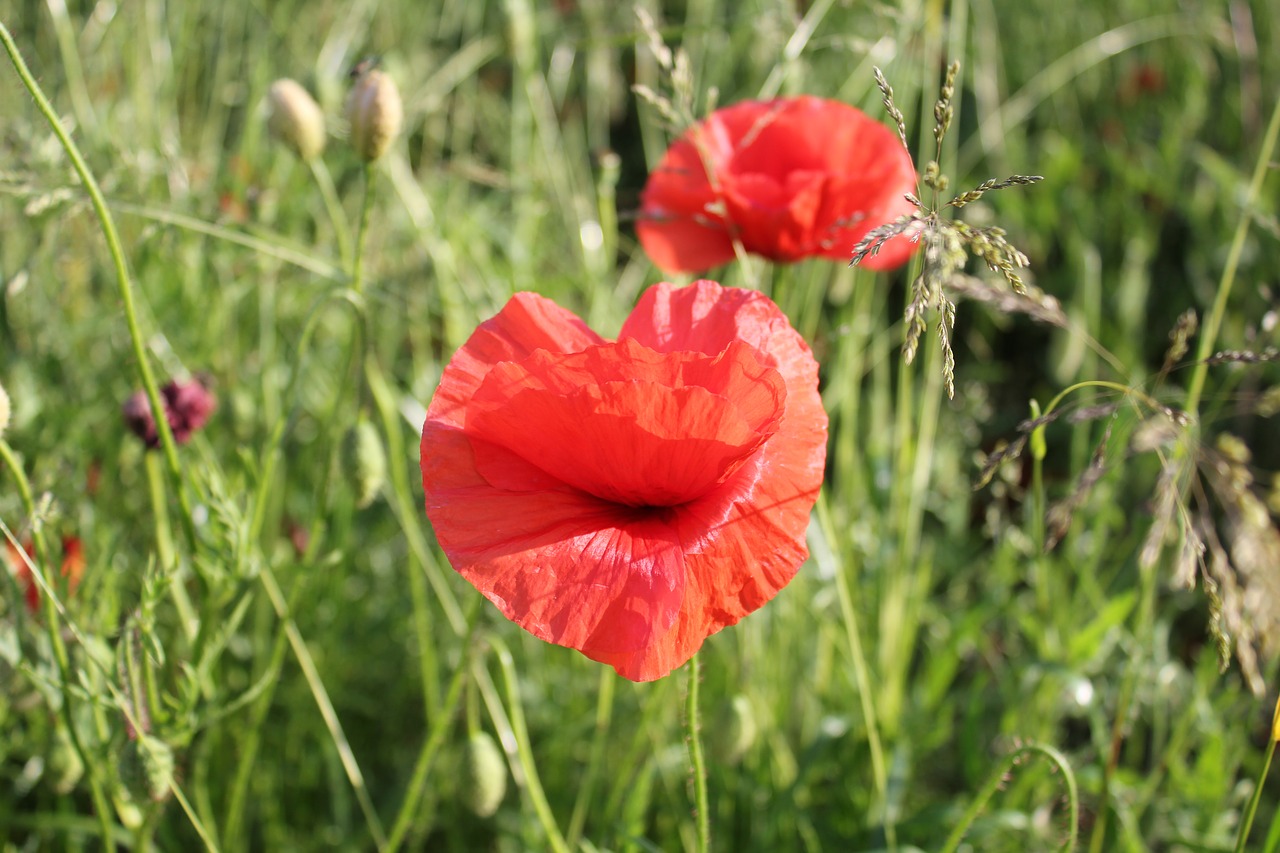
[
  {"left": 345, "top": 69, "right": 402, "bottom": 161},
  {"left": 48, "top": 726, "right": 85, "bottom": 794},
  {"left": 347, "top": 415, "right": 387, "bottom": 509},
  {"left": 708, "top": 694, "right": 757, "bottom": 765},
  {"left": 460, "top": 731, "right": 507, "bottom": 817},
  {"left": 267, "top": 78, "right": 327, "bottom": 161},
  {"left": 0, "top": 381, "right": 9, "bottom": 438},
  {"left": 116, "top": 734, "right": 174, "bottom": 803}
]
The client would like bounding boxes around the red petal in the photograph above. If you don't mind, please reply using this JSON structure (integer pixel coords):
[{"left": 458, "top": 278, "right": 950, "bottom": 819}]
[
  {"left": 423, "top": 419, "right": 688, "bottom": 654},
  {"left": 603, "top": 281, "right": 828, "bottom": 680},
  {"left": 466, "top": 338, "right": 785, "bottom": 507},
  {"left": 428, "top": 292, "right": 606, "bottom": 430}
]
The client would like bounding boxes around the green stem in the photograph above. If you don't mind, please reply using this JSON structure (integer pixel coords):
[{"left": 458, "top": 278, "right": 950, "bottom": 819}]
[
  {"left": 1184, "top": 95, "right": 1280, "bottom": 416},
  {"left": 1235, "top": 698, "right": 1280, "bottom": 853},
  {"left": 566, "top": 666, "right": 616, "bottom": 847},
  {"left": 385, "top": 601, "right": 482, "bottom": 852},
  {"left": 940, "top": 743, "right": 1079, "bottom": 853},
  {"left": 686, "top": 653, "right": 711, "bottom": 853},
  {"left": 351, "top": 163, "right": 376, "bottom": 297},
  {"left": 309, "top": 158, "right": 353, "bottom": 271},
  {"left": 0, "top": 24, "right": 197, "bottom": 551},
  {"left": 481, "top": 637, "right": 570, "bottom": 853},
  {"left": 0, "top": 440, "right": 117, "bottom": 850}
]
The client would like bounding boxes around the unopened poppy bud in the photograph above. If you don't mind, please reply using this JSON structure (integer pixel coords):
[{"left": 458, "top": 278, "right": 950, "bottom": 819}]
[
  {"left": 460, "top": 731, "right": 507, "bottom": 817},
  {"left": 708, "top": 694, "right": 757, "bottom": 765},
  {"left": 48, "top": 726, "right": 85, "bottom": 794},
  {"left": 345, "top": 69, "right": 402, "bottom": 161},
  {"left": 0, "top": 380, "right": 9, "bottom": 438},
  {"left": 268, "top": 78, "right": 327, "bottom": 161},
  {"left": 123, "top": 378, "right": 216, "bottom": 449},
  {"left": 347, "top": 415, "right": 386, "bottom": 509},
  {"left": 116, "top": 735, "right": 174, "bottom": 803}
]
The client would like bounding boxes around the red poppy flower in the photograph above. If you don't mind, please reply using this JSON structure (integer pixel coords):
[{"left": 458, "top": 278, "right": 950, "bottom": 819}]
[
  {"left": 638, "top": 96, "right": 918, "bottom": 272},
  {"left": 5, "top": 535, "right": 84, "bottom": 613},
  {"left": 420, "top": 281, "right": 827, "bottom": 681}
]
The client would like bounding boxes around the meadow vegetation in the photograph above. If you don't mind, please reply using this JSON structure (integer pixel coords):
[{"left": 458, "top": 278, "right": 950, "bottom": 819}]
[{"left": 1, "top": 0, "right": 1278, "bottom": 850}]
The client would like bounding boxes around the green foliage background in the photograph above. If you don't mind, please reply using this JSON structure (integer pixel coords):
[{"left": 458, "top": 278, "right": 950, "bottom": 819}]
[{"left": 1, "top": 0, "right": 1278, "bottom": 850}]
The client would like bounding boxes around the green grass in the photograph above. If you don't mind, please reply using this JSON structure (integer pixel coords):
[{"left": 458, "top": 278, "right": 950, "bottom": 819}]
[{"left": 1, "top": 0, "right": 1278, "bottom": 850}]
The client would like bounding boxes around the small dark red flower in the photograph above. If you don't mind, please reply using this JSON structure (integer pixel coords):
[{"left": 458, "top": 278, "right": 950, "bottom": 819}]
[
  {"left": 5, "top": 535, "right": 84, "bottom": 613},
  {"left": 420, "top": 281, "right": 827, "bottom": 681},
  {"left": 123, "top": 378, "right": 216, "bottom": 449},
  {"left": 638, "top": 96, "right": 918, "bottom": 272}
]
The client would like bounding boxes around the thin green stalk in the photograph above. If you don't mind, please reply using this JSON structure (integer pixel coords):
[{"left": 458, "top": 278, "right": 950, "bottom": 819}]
[
  {"left": 0, "top": 24, "right": 197, "bottom": 550},
  {"left": 1234, "top": 698, "right": 1280, "bottom": 853},
  {"left": 385, "top": 600, "right": 482, "bottom": 852},
  {"left": 940, "top": 743, "right": 1078, "bottom": 853},
  {"left": 817, "top": 497, "right": 889, "bottom": 821},
  {"left": 309, "top": 158, "right": 353, "bottom": 270},
  {"left": 1184, "top": 95, "right": 1280, "bottom": 416},
  {"left": 256, "top": 564, "right": 388, "bottom": 848},
  {"left": 566, "top": 666, "right": 616, "bottom": 847},
  {"left": 0, "top": 441, "right": 117, "bottom": 850},
  {"left": 351, "top": 163, "right": 376, "bottom": 297},
  {"left": 480, "top": 637, "right": 569, "bottom": 853},
  {"left": 686, "top": 653, "right": 711, "bottom": 853}
]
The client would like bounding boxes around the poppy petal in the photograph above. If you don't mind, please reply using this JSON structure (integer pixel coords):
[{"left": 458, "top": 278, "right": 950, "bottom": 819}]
[{"left": 466, "top": 338, "right": 786, "bottom": 507}]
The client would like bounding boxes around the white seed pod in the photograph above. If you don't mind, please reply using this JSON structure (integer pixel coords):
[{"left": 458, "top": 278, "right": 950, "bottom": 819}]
[
  {"left": 460, "top": 731, "right": 507, "bottom": 818},
  {"left": 267, "top": 78, "right": 326, "bottom": 161},
  {"left": 345, "top": 69, "right": 402, "bottom": 162},
  {"left": 0, "top": 381, "right": 9, "bottom": 438}
]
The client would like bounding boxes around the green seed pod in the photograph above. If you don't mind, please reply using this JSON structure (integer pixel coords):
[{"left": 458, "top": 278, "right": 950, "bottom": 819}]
[
  {"left": 708, "top": 694, "right": 757, "bottom": 765},
  {"left": 0, "top": 380, "right": 10, "bottom": 438},
  {"left": 47, "top": 726, "right": 84, "bottom": 794},
  {"left": 116, "top": 735, "right": 174, "bottom": 802},
  {"left": 345, "top": 69, "right": 402, "bottom": 162},
  {"left": 460, "top": 731, "right": 507, "bottom": 818},
  {"left": 348, "top": 415, "right": 387, "bottom": 509},
  {"left": 267, "top": 78, "right": 327, "bottom": 161}
]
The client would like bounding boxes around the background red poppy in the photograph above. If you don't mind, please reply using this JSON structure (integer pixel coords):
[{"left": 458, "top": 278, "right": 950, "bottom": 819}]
[
  {"left": 421, "top": 281, "right": 827, "bottom": 681},
  {"left": 638, "top": 96, "right": 918, "bottom": 273}
]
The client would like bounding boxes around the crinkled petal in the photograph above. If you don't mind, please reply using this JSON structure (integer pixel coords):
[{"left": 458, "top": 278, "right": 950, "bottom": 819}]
[
  {"left": 423, "top": 420, "right": 688, "bottom": 654},
  {"left": 466, "top": 338, "right": 785, "bottom": 506},
  {"left": 429, "top": 292, "right": 605, "bottom": 430},
  {"left": 599, "top": 281, "right": 828, "bottom": 680}
]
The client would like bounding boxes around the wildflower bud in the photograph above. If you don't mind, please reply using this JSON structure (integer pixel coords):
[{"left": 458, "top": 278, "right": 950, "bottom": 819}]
[
  {"left": 163, "top": 378, "right": 216, "bottom": 444},
  {"left": 345, "top": 69, "right": 402, "bottom": 161},
  {"left": 347, "top": 415, "right": 387, "bottom": 509},
  {"left": 460, "top": 731, "right": 507, "bottom": 818},
  {"left": 47, "top": 726, "right": 84, "bottom": 794},
  {"left": 267, "top": 78, "right": 327, "bottom": 161},
  {"left": 0, "top": 380, "right": 9, "bottom": 438},
  {"left": 708, "top": 694, "right": 757, "bottom": 765},
  {"left": 123, "top": 378, "right": 216, "bottom": 449},
  {"left": 116, "top": 735, "right": 174, "bottom": 803}
]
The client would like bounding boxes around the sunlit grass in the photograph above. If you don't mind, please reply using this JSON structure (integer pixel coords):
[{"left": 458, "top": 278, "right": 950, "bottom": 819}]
[{"left": 1, "top": 1, "right": 1278, "bottom": 850}]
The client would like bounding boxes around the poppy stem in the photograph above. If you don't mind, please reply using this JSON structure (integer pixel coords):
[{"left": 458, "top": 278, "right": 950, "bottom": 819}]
[
  {"left": 0, "top": 440, "right": 116, "bottom": 850},
  {"left": 1232, "top": 696, "right": 1280, "bottom": 853},
  {"left": 0, "top": 24, "right": 197, "bottom": 554},
  {"left": 686, "top": 653, "right": 712, "bottom": 853}
]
